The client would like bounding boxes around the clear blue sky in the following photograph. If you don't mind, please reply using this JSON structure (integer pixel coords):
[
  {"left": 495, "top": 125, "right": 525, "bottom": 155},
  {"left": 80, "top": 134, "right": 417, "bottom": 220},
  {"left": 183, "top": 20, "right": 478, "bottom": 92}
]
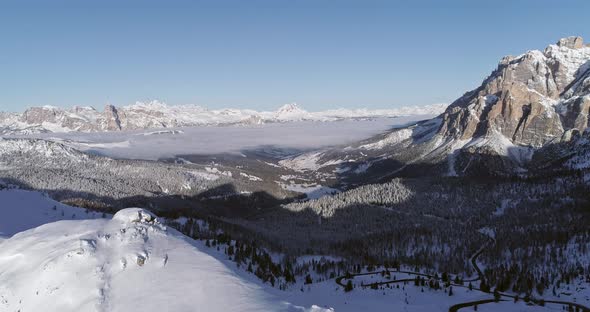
[{"left": 0, "top": 0, "right": 588, "bottom": 112}]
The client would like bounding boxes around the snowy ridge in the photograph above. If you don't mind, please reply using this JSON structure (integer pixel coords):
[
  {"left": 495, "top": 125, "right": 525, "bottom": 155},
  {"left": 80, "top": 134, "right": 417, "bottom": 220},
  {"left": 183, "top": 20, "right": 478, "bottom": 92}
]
[
  {"left": 0, "top": 207, "right": 329, "bottom": 312},
  {"left": 0, "top": 101, "right": 448, "bottom": 134},
  {"left": 0, "top": 137, "right": 88, "bottom": 162}
]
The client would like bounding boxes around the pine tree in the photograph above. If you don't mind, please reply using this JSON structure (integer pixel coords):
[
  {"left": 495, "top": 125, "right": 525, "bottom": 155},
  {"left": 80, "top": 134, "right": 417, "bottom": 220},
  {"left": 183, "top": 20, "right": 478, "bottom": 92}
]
[
  {"left": 345, "top": 280, "right": 353, "bottom": 292},
  {"left": 493, "top": 288, "right": 501, "bottom": 302}
]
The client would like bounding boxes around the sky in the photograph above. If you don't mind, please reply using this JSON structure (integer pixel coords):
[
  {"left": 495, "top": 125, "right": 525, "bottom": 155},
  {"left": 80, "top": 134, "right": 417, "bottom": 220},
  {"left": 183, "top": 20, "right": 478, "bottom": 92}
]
[{"left": 0, "top": 0, "right": 589, "bottom": 112}]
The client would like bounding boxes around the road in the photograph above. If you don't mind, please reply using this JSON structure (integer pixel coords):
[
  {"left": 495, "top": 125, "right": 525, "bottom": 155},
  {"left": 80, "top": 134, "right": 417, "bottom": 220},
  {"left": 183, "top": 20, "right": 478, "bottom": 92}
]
[{"left": 334, "top": 235, "right": 590, "bottom": 311}]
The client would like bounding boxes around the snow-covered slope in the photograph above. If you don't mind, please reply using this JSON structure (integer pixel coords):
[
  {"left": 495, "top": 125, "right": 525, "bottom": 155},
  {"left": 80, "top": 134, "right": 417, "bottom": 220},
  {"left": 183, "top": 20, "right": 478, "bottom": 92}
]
[
  {"left": 0, "top": 101, "right": 448, "bottom": 134},
  {"left": 0, "top": 207, "right": 325, "bottom": 312},
  {"left": 0, "top": 188, "right": 105, "bottom": 238}
]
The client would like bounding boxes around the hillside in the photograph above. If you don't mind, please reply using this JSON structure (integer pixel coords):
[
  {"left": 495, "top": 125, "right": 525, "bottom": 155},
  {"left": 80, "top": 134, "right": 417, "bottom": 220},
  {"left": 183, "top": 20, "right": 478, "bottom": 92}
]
[{"left": 0, "top": 207, "right": 328, "bottom": 312}]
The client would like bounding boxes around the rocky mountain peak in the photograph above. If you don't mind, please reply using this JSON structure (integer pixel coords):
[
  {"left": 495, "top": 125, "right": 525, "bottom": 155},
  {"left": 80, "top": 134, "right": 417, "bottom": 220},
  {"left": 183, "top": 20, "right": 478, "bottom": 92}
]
[
  {"left": 274, "top": 103, "right": 310, "bottom": 121},
  {"left": 437, "top": 37, "right": 590, "bottom": 149},
  {"left": 557, "top": 36, "right": 584, "bottom": 49},
  {"left": 276, "top": 102, "right": 303, "bottom": 114},
  {"left": 104, "top": 104, "right": 122, "bottom": 131},
  {"left": 20, "top": 106, "right": 60, "bottom": 124}
]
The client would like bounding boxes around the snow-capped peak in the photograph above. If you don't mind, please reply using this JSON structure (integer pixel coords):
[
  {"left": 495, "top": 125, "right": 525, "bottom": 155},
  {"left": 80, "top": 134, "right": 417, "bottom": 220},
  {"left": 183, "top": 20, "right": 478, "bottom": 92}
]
[
  {"left": 276, "top": 103, "right": 304, "bottom": 114},
  {"left": 274, "top": 103, "right": 311, "bottom": 121}
]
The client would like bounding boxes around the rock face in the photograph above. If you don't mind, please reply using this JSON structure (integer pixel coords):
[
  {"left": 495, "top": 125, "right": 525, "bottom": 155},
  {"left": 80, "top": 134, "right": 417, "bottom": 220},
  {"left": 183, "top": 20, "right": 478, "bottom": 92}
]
[
  {"left": 104, "top": 104, "right": 122, "bottom": 131},
  {"left": 557, "top": 36, "right": 584, "bottom": 49},
  {"left": 304, "top": 36, "right": 590, "bottom": 178},
  {"left": 19, "top": 106, "right": 98, "bottom": 132},
  {"left": 438, "top": 36, "right": 590, "bottom": 148}
]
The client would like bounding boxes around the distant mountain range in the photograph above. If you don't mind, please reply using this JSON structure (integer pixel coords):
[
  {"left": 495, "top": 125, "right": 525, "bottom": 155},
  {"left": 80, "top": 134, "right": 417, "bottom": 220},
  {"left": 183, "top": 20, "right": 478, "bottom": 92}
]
[{"left": 0, "top": 101, "right": 448, "bottom": 135}]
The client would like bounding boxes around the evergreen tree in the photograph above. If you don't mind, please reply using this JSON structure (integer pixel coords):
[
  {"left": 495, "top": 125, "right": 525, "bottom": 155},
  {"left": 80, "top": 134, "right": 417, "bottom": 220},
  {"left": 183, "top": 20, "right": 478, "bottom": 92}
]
[
  {"left": 493, "top": 288, "right": 501, "bottom": 302},
  {"left": 345, "top": 280, "right": 353, "bottom": 292}
]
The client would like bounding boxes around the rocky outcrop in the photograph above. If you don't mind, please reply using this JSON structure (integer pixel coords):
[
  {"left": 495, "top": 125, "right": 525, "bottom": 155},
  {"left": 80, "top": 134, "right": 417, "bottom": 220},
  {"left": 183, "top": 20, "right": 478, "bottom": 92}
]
[
  {"left": 557, "top": 36, "right": 584, "bottom": 49},
  {"left": 19, "top": 106, "right": 96, "bottom": 132},
  {"left": 559, "top": 96, "right": 590, "bottom": 131},
  {"left": 20, "top": 107, "right": 59, "bottom": 125},
  {"left": 437, "top": 37, "right": 590, "bottom": 149},
  {"left": 329, "top": 36, "right": 590, "bottom": 177},
  {"left": 104, "top": 104, "right": 122, "bottom": 131}
]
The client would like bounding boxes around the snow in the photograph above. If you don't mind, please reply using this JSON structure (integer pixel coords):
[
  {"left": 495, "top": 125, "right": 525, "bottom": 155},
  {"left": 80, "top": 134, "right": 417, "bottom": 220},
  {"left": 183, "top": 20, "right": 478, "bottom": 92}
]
[
  {"left": 275, "top": 273, "right": 520, "bottom": 312},
  {"left": 0, "top": 101, "right": 448, "bottom": 135},
  {"left": 493, "top": 199, "right": 518, "bottom": 216},
  {"left": 358, "top": 128, "right": 413, "bottom": 150},
  {"left": 240, "top": 172, "right": 263, "bottom": 181},
  {"left": 464, "top": 132, "right": 534, "bottom": 166},
  {"left": 0, "top": 188, "right": 105, "bottom": 239},
  {"left": 206, "top": 166, "right": 233, "bottom": 177},
  {"left": 0, "top": 137, "right": 88, "bottom": 162},
  {"left": 273, "top": 103, "right": 314, "bottom": 121},
  {"left": 193, "top": 237, "right": 566, "bottom": 312},
  {"left": 186, "top": 170, "right": 221, "bottom": 181},
  {"left": 476, "top": 301, "right": 561, "bottom": 311},
  {"left": 353, "top": 162, "right": 371, "bottom": 174},
  {"left": 280, "top": 152, "right": 324, "bottom": 171},
  {"left": 0, "top": 188, "right": 584, "bottom": 311},
  {"left": 111, "top": 207, "right": 156, "bottom": 223},
  {"left": 280, "top": 182, "right": 339, "bottom": 200},
  {"left": 544, "top": 43, "right": 590, "bottom": 90},
  {"left": 317, "top": 103, "right": 448, "bottom": 119},
  {"left": 0, "top": 206, "right": 328, "bottom": 312}
]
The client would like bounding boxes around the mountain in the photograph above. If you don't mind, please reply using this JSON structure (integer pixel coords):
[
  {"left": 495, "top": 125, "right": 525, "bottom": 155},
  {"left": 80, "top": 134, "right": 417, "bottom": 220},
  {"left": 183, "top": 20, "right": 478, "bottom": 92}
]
[
  {"left": 279, "top": 37, "right": 590, "bottom": 178},
  {"left": 0, "top": 207, "right": 325, "bottom": 311},
  {"left": 0, "top": 101, "right": 448, "bottom": 135},
  {"left": 436, "top": 36, "right": 590, "bottom": 174},
  {"left": 273, "top": 103, "right": 313, "bottom": 121},
  {"left": 439, "top": 37, "right": 587, "bottom": 142},
  {"left": 1, "top": 37, "right": 590, "bottom": 312}
]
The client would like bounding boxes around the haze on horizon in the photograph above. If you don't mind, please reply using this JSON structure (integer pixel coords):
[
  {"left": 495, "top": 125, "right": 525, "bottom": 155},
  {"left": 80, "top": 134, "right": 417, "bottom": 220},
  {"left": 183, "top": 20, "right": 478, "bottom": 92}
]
[{"left": 0, "top": 0, "right": 588, "bottom": 112}]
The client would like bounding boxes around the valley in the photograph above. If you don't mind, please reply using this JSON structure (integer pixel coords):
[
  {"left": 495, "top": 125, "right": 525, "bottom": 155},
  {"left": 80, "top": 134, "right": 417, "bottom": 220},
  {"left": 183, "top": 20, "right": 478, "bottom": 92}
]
[{"left": 1, "top": 36, "right": 590, "bottom": 311}]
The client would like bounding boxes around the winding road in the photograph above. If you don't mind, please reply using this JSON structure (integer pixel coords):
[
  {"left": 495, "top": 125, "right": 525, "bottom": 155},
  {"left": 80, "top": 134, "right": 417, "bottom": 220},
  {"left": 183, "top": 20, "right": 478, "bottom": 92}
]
[{"left": 334, "top": 235, "right": 590, "bottom": 311}]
